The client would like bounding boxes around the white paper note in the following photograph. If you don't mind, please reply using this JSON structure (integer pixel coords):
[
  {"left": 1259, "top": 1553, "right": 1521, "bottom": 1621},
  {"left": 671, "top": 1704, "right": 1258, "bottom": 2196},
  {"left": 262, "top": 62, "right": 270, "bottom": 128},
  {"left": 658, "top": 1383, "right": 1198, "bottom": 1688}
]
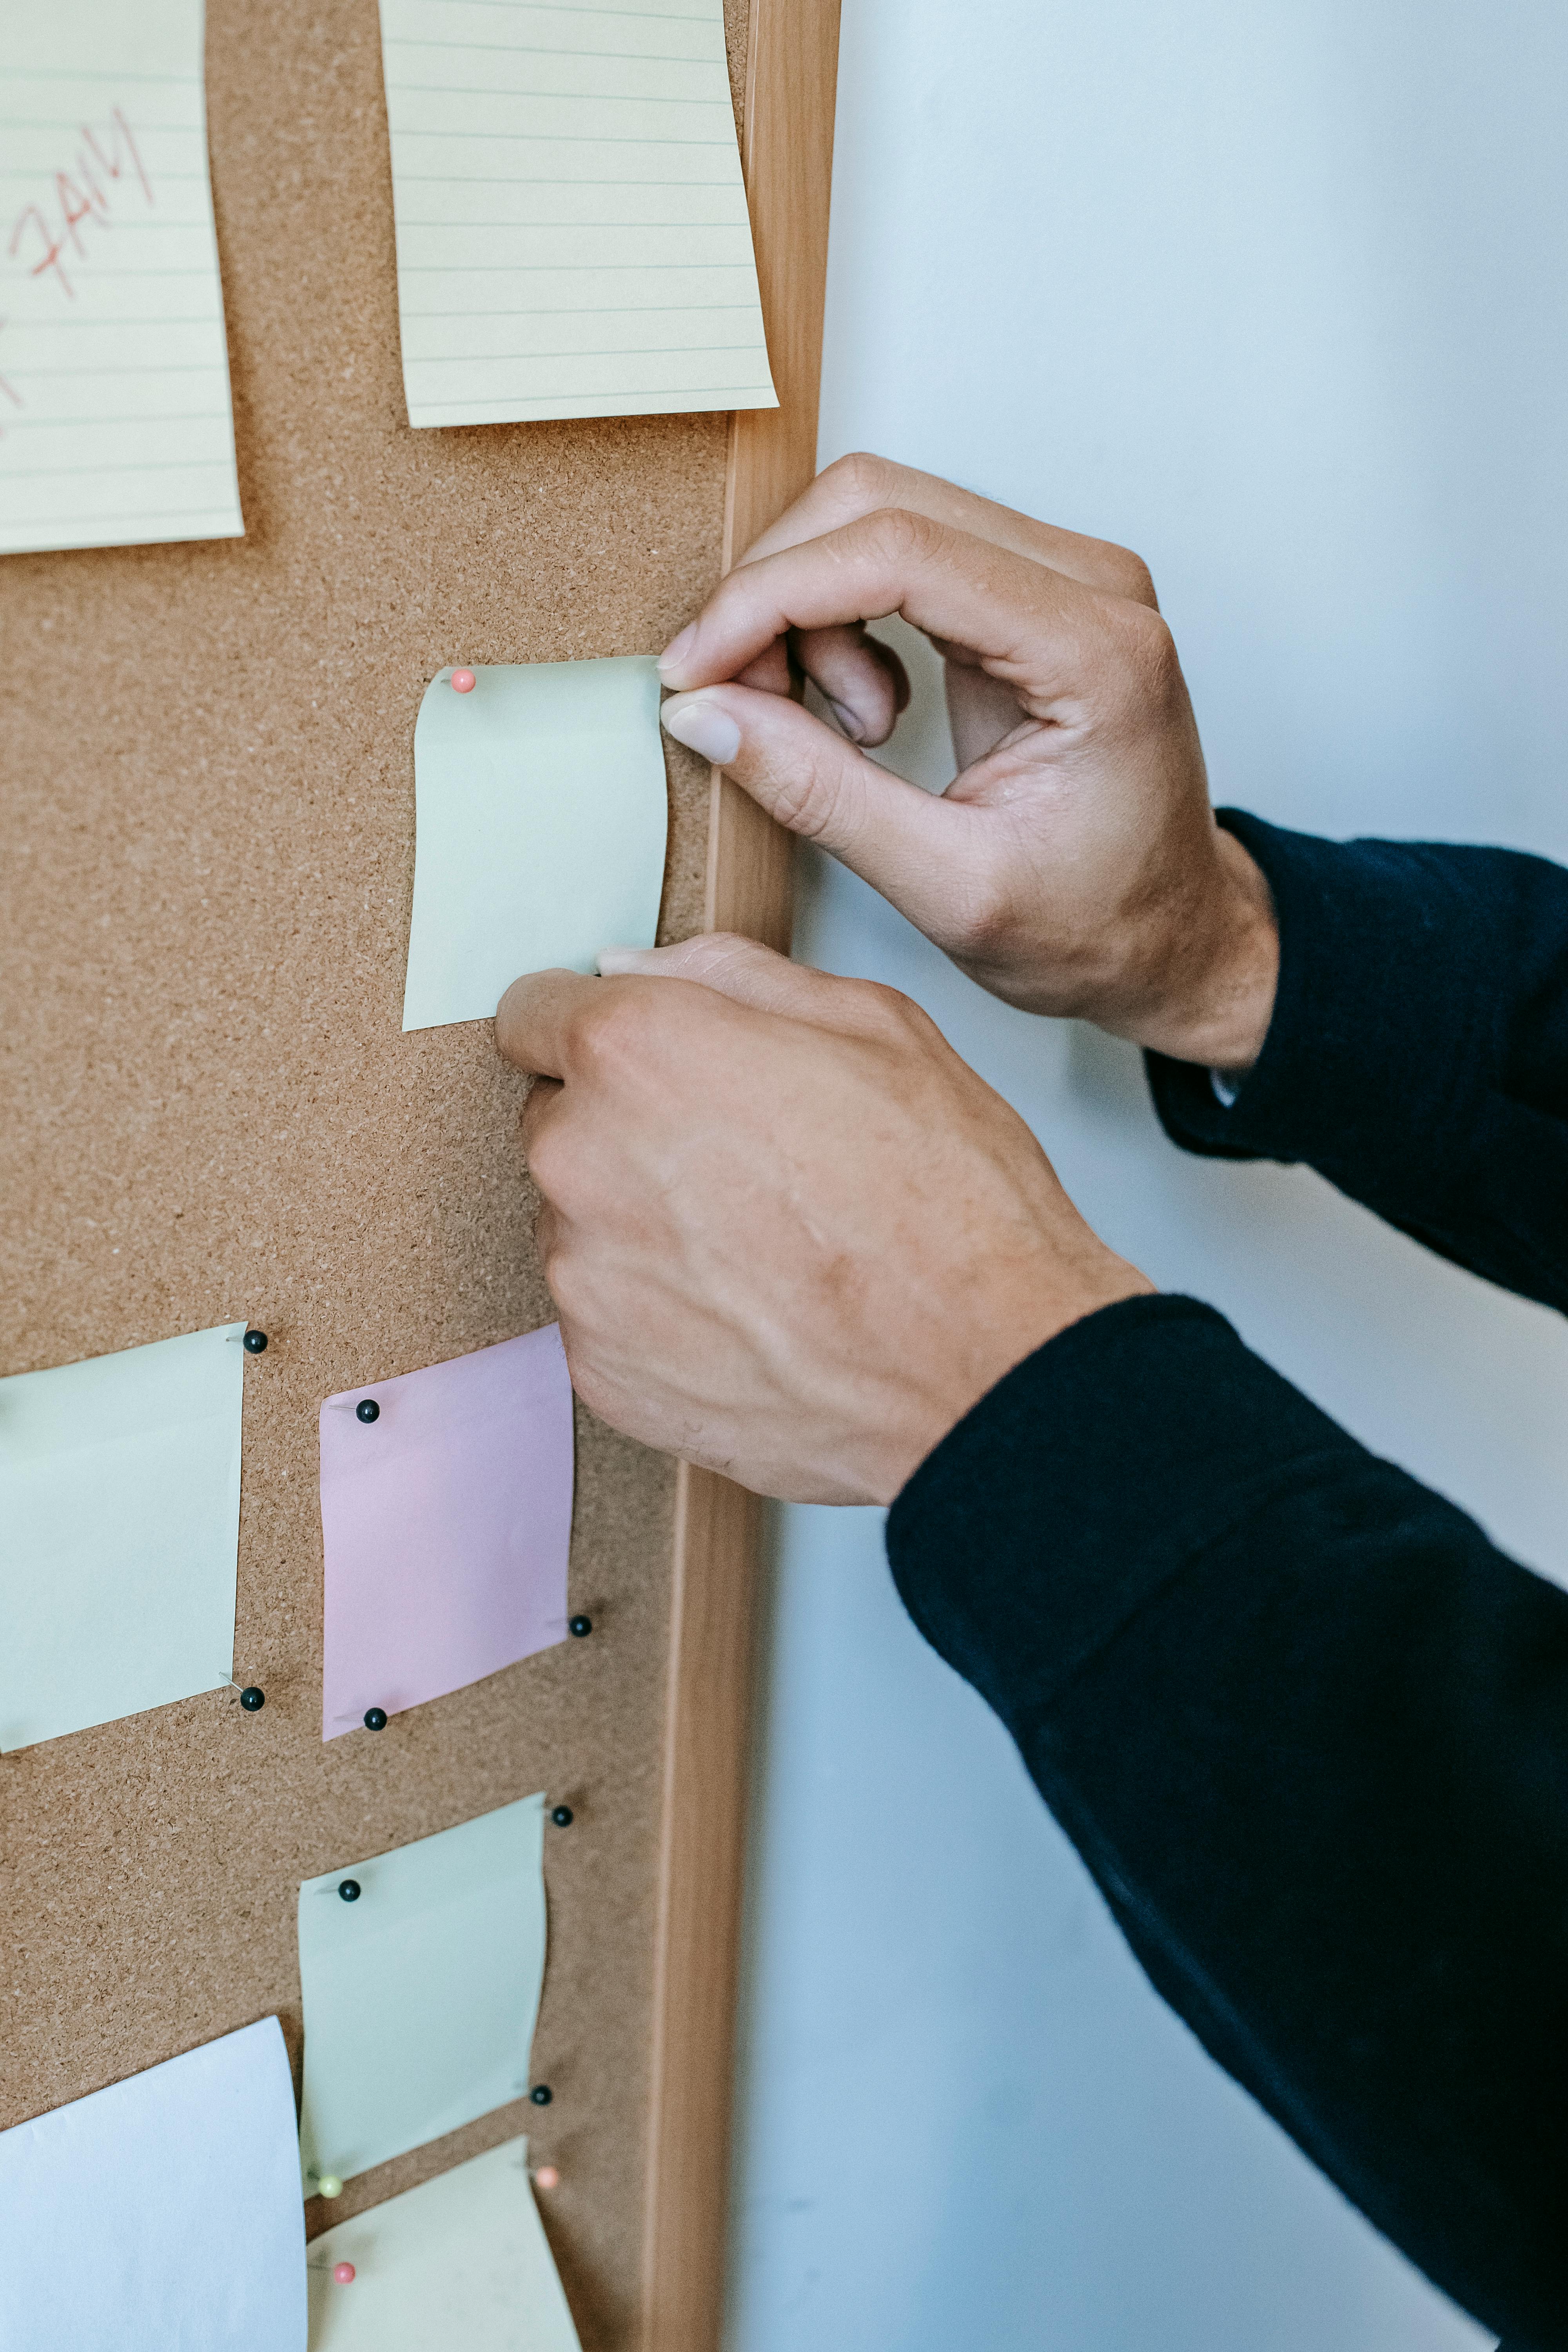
[
  {"left": 0, "top": 1319, "right": 245, "bottom": 1751},
  {"left": 0, "top": 2018, "right": 306, "bottom": 2352},
  {"left": 401, "top": 655, "right": 668, "bottom": 1031},
  {"left": 0, "top": 0, "right": 243, "bottom": 556},
  {"left": 376, "top": 0, "right": 776, "bottom": 428},
  {"left": 298, "top": 1794, "right": 548, "bottom": 2186},
  {"left": 309, "top": 2138, "right": 580, "bottom": 2352}
]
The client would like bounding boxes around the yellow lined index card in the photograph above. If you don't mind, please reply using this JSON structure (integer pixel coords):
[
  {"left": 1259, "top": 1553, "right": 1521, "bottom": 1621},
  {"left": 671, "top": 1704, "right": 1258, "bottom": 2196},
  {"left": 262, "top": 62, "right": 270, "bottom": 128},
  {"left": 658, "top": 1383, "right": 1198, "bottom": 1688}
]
[
  {"left": 376, "top": 0, "right": 777, "bottom": 427},
  {"left": 0, "top": 0, "right": 243, "bottom": 555}
]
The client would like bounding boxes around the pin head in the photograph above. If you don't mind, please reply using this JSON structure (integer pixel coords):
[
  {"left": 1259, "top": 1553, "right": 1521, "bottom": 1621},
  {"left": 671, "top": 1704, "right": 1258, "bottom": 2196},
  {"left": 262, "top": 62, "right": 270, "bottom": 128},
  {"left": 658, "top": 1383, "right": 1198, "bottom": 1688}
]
[
  {"left": 338, "top": 1879, "right": 361, "bottom": 1903},
  {"left": 550, "top": 1805, "right": 573, "bottom": 1828},
  {"left": 530, "top": 2084, "right": 553, "bottom": 2107},
  {"left": 568, "top": 1615, "right": 592, "bottom": 1639},
  {"left": 355, "top": 1398, "right": 380, "bottom": 1425},
  {"left": 314, "top": 2172, "right": 344, "bottom": 2199},
  {"left": 363, "top": 1707, "right": 388, "bottom": 1732},
  {"left": 243, "top": 1329, "right": 268, "bottom": 1354},
  {"left": 239, "top": 1686, "right": 265, "bottom": 1711},
  {"left": 333, "top": 2263, "right": 356, "bottom": 2285},
  {"left": 534, "top": 2164, "right": 560, "bottom": 2191},
  {"left": 450, "top": 668, "right": 476, "bottom": 693}
]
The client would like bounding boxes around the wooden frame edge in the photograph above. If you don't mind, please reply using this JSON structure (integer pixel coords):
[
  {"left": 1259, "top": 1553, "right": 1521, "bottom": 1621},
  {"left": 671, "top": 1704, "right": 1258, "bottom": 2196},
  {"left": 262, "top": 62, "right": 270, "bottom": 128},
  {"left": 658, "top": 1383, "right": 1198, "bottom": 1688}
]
[{"left": 639, "top": 2, "right": 842, "bottom": 2347}]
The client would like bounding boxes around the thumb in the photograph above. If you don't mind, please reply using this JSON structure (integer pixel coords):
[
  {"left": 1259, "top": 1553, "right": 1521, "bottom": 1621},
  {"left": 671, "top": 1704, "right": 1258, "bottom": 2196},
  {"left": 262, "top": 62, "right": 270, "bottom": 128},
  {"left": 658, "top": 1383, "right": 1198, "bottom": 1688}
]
[
  {"left": 660, "top": 682, "right": 976, "bottom": 933},
  {"left": 598, "top": 933, "right": 910, "bottom": 1039}
]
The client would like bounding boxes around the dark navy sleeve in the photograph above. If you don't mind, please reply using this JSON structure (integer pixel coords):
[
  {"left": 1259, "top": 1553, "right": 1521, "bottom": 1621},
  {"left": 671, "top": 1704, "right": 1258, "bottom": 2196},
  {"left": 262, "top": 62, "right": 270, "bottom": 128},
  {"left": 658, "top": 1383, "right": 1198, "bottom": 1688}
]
[
  {"left": 886, "top": 1296, "right": 1568, "bottom": 2348},
  {"left": 1145, "top": 812, "right": 1568, "bottom": 1312}
]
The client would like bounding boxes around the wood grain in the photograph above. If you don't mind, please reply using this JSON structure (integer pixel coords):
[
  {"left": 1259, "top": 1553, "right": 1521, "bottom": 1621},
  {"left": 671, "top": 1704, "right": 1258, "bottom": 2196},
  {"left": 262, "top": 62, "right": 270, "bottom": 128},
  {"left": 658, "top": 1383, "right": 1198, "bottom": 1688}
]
[{"left": 641, "top": 1, "right": 843, "bottom": 2347}]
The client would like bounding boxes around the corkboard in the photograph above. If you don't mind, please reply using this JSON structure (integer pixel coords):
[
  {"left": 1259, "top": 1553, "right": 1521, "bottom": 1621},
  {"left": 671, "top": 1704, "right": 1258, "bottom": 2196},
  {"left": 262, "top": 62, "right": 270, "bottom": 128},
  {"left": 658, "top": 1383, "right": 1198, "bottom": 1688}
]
[{"left": 0, "top": 0, "right": 838, "bottom": 2345}]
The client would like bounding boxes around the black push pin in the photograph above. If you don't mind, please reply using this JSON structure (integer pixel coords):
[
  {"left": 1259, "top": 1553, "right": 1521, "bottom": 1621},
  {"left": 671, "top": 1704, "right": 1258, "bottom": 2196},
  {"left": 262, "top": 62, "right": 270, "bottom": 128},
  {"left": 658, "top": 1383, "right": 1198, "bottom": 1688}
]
[
  {"left": 239, "top": 1685, "right": 266, "bottom": 1711},
  {"left": 530, "top": 2085, "right": 553, "bottom": 2107},
  {"left": 356, "top": 1398, "right": 380, "bottom": 1424},
  {"left": 550, "top": 1805, "right": 573, "bottom": 1828},
  {"left": 338, "top": 1879, "right": 361, "bottom": 1902},
  {"left": 243, "top": 1329, "right": 269, "bottom": 1354},
  {"left": 363, "top": 1707, "right": 388, "bottom": 1732},
  {"left": 568, "top": 1615, "right": 592, "bottom": 1639}
]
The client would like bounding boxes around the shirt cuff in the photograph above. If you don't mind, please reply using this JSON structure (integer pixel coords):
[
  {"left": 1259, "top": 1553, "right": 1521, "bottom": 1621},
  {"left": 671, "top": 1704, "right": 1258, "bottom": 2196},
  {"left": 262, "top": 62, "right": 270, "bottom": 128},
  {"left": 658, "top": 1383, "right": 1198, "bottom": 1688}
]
[{"left": 1144, "top": 809, "right": 1496, "bottom": 1192}]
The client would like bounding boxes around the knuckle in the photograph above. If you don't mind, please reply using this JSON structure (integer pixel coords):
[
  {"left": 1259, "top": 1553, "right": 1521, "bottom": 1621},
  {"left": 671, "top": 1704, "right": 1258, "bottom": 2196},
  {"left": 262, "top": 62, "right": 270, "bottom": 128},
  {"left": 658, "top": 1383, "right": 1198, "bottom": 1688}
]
[
  {"left": 521, "top": 1117, "right": 571, "bottom": 1203},
  {"left": 1102, "top": 541, "right": 1159, "bottom": 608},
  {"left": 842, "top": 975, "right": 933, "bottom": 1044},
  {"left": 1114, "top": 604, "right": 1184, "bottom": 704},
  {"left": 540, "top": 1238, "right": 587, "bottom": 1321},
  {"left": 947, "top": 865, "right": 1018, "bottom": 960},
  {"left": 858, "top": 504, "right": 942, "bottom": 569},
  {"left": 557, "top": 1327, "right": 616, "bottom": 1425},
  {"left": 566, "top": 987, "right": 657, "bottom": 1078},
  {"left": 821, "top": 449, "right": 898, "bottom": 510},
  {"left": 766, "top": 739, "right": 854, "bottom": 842}
]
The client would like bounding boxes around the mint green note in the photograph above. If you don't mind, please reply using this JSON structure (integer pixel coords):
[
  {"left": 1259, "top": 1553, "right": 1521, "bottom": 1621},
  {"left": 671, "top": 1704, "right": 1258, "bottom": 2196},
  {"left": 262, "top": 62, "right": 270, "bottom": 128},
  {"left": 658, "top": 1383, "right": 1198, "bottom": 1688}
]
[
  {"left": 0, "top": 1321, "right": 245, "bottom": 1752},
  {"left": 298, "top": 1794, "right": 547, "bottom": 2189},
  {"left": 401, "top": 656, "right": 668, "bottom": 1032}
]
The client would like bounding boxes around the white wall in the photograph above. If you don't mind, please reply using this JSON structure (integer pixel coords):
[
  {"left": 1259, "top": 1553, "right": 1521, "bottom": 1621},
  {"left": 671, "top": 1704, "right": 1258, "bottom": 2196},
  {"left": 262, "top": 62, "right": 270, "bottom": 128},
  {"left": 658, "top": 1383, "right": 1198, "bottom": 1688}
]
[{"left": 726, "top": 4, "right": 1568, "bottom": 2348}]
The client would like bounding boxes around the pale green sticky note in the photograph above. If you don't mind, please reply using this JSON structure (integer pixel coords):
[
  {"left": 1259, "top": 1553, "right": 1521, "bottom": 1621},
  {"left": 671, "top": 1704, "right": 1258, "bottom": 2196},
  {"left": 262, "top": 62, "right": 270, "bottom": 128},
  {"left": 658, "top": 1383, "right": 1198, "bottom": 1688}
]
[
  {"left": 298, "top": 1794, "right": 547, "bottom": 2187},
  {"left": 401, "top": 657, "right": 668, "bottom": 1033},
  {"left": 376, "top": 0, "right": 777, "bottom": 430},
  {"left": 308, "top": 2137, "right": 580, "bottom": 2352},
  {"left": 0, "top": 1321, "right": 245, "bottom": 1752}
]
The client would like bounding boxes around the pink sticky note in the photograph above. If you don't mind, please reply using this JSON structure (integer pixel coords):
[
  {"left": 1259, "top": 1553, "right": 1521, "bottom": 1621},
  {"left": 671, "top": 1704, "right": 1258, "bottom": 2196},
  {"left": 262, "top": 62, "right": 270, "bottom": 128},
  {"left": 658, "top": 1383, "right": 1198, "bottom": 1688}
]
[{"left": 319, "top": 1325, "right": 573, "bottom": 1739}]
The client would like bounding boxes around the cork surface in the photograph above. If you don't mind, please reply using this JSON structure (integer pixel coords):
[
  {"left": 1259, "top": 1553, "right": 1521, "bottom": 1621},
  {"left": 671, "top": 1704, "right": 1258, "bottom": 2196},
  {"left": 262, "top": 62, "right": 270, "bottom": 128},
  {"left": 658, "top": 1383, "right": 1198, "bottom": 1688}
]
[{"left": 0, "top": 2, "right": 742, "bottom": 2341}]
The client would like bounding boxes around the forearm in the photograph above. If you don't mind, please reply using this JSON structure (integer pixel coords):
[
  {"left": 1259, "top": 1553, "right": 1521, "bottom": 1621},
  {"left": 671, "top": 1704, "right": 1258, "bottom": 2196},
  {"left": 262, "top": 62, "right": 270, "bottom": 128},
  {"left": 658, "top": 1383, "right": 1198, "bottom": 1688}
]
[
  {"left": 886, "top": 1296, "right": 1568, "bottom": 2347},
  {"left": 1146, "top": 814, "right": 1568, "bottom": 1312}
]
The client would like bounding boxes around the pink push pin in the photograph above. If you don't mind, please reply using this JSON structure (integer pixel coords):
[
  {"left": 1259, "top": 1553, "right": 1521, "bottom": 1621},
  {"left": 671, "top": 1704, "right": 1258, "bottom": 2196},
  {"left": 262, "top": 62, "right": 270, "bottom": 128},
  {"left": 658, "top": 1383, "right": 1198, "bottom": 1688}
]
[
  {"left": 533, "top": 2165, "right": 560, "bottom": 2192},
  {"left": 333, "top": 2263, "right": 356, "bottom": 2285},
  {"left": 450, "top": 668, "right": 476, "bottom": 693}
]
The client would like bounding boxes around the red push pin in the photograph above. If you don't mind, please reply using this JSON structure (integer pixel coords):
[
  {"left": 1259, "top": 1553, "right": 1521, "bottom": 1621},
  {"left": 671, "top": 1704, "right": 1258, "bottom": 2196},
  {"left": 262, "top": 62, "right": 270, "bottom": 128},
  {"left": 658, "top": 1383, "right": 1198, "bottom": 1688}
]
[
  {"left": 333, "top": 2263, "right": 356, "bottom": 2285},
  {"left": 450, "top": 668, "right": 476, "bottom": 693},
  {"left": 533, "top": 2165, "right": 560, "bottom": 2192}
]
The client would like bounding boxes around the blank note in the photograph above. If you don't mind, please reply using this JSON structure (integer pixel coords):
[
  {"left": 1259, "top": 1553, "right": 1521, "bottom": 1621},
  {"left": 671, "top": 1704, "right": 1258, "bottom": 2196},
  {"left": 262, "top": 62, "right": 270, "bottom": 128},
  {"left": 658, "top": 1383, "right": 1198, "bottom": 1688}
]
[
  {"left": 0, "top": 0, "right": 243, "bottom": 556},
  {"left": 0, "top": 2018, "right": 305, "bottom": 2352},
  {"left": 376, "top": 0, "right": 776, "bottom": 428},
  {"left": 402, "top": 655, "right": 667, "bottom": 1031},
  {"left": 308, "top": 2137, "right": 580, "bottom": 2352},
  {"left": 298, "top": 1795, "right": 547, "bottom": 2188},
  {"left": 0, "top": 1320, "right": 245, "bottom": 1751},
  {"left": 319, "top": 1325, "right": 573, "bottom": 1740}
]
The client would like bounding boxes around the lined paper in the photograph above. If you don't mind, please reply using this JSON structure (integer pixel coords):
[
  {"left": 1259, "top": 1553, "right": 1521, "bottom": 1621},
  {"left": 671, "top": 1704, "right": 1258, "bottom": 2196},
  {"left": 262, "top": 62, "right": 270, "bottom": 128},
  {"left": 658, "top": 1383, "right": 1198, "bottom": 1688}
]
[
  {"left": 377, "top": 0, "right": 776, "bottom": 427},
  {"left": 0, "top": 0, "right": 242, "bottom": 556}
]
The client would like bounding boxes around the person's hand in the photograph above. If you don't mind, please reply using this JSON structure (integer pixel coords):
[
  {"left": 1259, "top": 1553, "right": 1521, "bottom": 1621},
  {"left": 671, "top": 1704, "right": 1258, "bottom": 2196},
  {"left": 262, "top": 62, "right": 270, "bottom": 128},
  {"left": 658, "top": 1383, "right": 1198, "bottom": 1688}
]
[
  {"left": 657, "top": 453, "right": 1278, "bottom": 1072},
  {"left": 495, "top": 935, "right": 1151, "bottom": 1504}
]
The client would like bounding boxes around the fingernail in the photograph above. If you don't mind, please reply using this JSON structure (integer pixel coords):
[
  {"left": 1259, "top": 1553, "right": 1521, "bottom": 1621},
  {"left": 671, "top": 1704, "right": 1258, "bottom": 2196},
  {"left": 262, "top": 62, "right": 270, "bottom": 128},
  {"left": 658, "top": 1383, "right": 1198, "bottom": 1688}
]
[
  {"left": 596, "top": 947, "right": 647, "bottom": 975},
  {"left": 657, "top": 623, "right": 697, "bottom": 674},
  {"left": 827, "top": 696, "right": 866, "bottom": 744},
  {"left": 661, "top": 696, "right": 742, "bottom": 764}
]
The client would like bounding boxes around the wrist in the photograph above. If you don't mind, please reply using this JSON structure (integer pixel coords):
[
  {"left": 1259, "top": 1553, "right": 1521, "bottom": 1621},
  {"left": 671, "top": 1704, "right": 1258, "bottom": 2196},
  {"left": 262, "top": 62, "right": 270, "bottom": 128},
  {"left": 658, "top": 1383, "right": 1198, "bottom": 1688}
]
[
  {"left": 873, "top": 1247, "right": 1155, "bottom": 1505},
  {"left": 1126, "top": 830, "right": 1279, "bottom": 1070}
]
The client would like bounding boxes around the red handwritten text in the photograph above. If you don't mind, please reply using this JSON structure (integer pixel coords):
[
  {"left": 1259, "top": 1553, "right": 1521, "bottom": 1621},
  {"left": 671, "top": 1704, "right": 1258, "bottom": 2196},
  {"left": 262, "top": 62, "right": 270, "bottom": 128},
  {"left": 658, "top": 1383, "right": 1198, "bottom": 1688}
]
[{"left": 8, "top": 107, "right": 152, "bottom": 300}]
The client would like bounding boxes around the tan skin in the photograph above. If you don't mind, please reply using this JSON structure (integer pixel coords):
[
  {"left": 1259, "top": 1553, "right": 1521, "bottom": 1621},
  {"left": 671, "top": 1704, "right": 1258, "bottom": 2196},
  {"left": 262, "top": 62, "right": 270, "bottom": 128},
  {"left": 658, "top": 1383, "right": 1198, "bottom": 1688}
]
[{"left": 496, "top": 456, "right": 1280, "bottom": 1506}]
